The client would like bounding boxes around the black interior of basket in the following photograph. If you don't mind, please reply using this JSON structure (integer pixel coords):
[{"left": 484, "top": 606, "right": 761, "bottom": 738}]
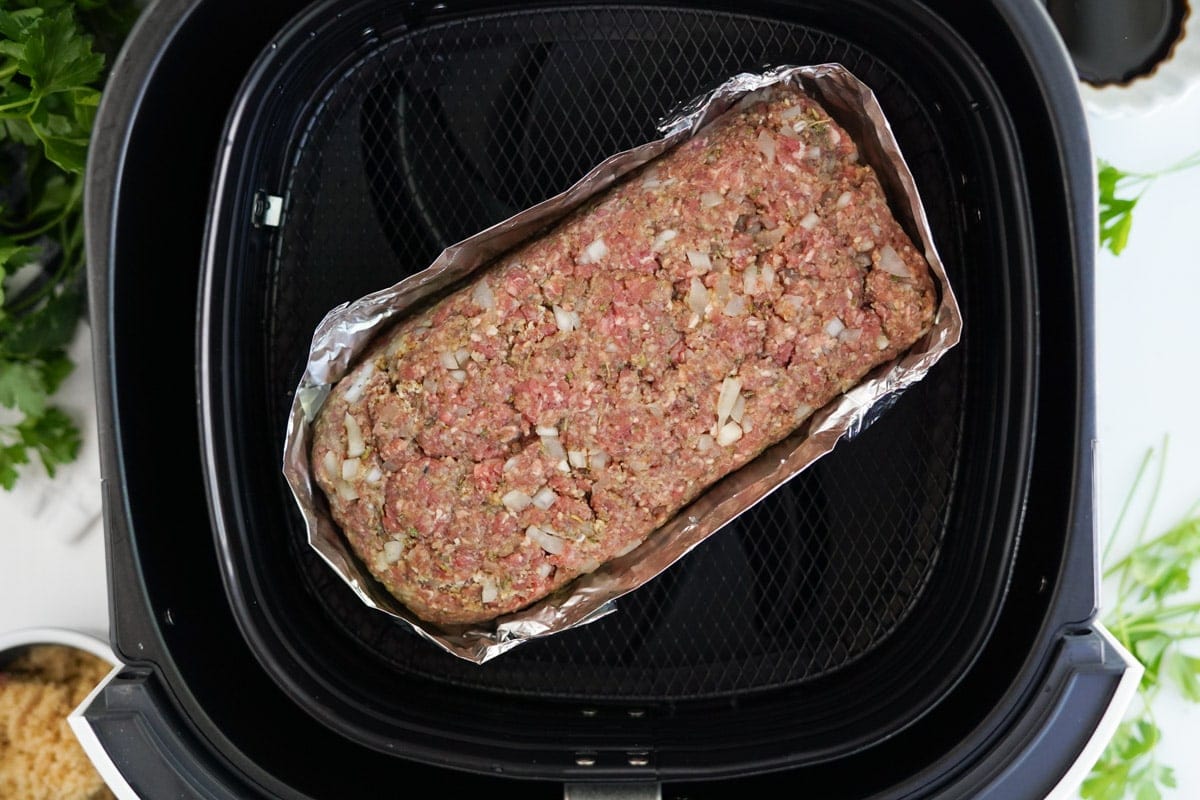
[
  {"left": 196, "top": 0, "right": 1041, "bottom": 778},
  {"left": 266, "top": 5, "right": 961, "bottom": 700}
]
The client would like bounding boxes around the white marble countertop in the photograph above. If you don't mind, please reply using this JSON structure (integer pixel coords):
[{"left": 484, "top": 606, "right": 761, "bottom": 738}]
[{"left": 1, "top": 51, "right": 1198, "bottom": 799}]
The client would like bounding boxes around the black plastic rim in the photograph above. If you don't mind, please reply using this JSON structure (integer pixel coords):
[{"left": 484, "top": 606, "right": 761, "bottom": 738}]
[
  {"left": 83, "top": 0, "right": 1097, "bottom": 794},
  {"left": 198, "top": 0, "right": 1042, "bottom": 780}
]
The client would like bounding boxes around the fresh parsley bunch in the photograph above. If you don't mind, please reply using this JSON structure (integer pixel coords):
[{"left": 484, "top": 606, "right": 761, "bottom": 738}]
[
  {"left": 1081, "top": 440, "right": 1200, "bottom": 800},
  {"left": 0, "top": 0, "right": 137, "bottom": 489}
]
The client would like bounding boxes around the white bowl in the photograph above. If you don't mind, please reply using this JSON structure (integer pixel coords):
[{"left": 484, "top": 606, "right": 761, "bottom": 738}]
[
  {"left": 1078, "top": 3, "right": 1200, "bottom": 117},
  {"left": 0, "top": 626, "right": 136, "bottom": 800},
  {"left": 0, "top": 626, "right": 117, "bottom": 665}
]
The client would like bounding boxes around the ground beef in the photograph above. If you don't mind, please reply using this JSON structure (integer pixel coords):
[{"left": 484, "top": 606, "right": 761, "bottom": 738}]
[{"left": 310, "top": 84, "right": 937, "bottom": 626}]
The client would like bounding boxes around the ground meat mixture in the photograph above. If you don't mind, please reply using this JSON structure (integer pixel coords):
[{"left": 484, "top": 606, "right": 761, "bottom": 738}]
[{"left": 311, "top": 85, "right": 937, "bottom": 626}]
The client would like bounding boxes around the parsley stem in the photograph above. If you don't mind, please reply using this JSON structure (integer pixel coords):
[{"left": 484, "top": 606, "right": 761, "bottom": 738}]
[
  {"left": 1118, "top": 604, "right": 1200, "bottom": 628},
  {"left": 1117, "top": 622, "right": 1200, "bottom": 637},
  {"left": 1104, "top": 445, "right": 1154, "bottom": 566},
  {"left": 0, "top": 96, "right": 37, "bottom": 113}
]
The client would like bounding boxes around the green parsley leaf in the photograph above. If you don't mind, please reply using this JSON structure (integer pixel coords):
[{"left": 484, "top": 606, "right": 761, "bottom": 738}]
[
  {"left": 0, "top": 357, "right": 47, "bottom": 416},
  {"left": 1098, "top": 152, "right": 1200, "bottom": 257},
  {"left": 17, "top": 404, "right": 79, "bottom": 475}
]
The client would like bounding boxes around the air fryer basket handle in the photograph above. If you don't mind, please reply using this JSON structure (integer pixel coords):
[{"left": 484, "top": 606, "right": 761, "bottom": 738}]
[{"left": 929, "top": 625, "right": 1140, "bottom": 800}]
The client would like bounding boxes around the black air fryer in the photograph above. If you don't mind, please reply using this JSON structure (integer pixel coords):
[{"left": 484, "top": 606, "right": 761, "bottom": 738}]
[{"left": 80, "top": 0, "right": 1138, "bottom": 797}]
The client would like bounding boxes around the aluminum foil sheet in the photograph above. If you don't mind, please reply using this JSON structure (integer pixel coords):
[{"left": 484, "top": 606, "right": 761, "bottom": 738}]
[{"left": 282, "top": 63, "right": 963, "bottom": 663}]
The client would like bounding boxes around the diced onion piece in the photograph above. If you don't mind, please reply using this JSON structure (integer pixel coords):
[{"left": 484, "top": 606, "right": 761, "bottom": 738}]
[
  {"left": 532, "top": 487, "right": 558, "bottom": 510},
  {"left": 876, "top": 334, "right": 891, "bottom": 350},
  {"left": 780, "top": 105, "right": 805, "bottom": 121},
  {"left": 799, "top": 211, "right": 820, "bottom": 230},
  {"left": 568, "top": 449, "right": 588, "bottom": 469},
  {"left": 536, "top": 425, "right": 558, "bottom": 437},
  {"left": 472, "top": 279, "right": 495, "bottom": 310},
  {"left": 448, "top": 369, "right": 467, "bottom": 383},
  {"left": 343, "top": 363, "right": 375, "bottom": 403},
  {"left": 502, "top": 490, "right": 533, "bottom": 512},
  {"left": 855, "top": 239, "right": 876, "bottom": 253},
  {"left": 700, "top": 191, "right": 724, "bottom": 208},
  {"left": 642, "top": 171, "right": 662, "bottom": 189},
  {"left": 588, "top": 450, "right": 609, "bottom": 470},
  {"left": 877, "top": 245, "right": 911, "bottom": 278},
  {"left": 742, "top": 417, "right": 754, "bottom": 434},
  {"left": 480, "top": 576, "right": 498, "bottom": 604},
  {"left": 793, "top": 403, "right": 815, "bottom": 423},
  {"left": 552, "top": 304, "right": 578, "bottom": 332},
  {"left": 761, "top": 264, "right": 776, "bottom": 289},
  {"left": 717, "top": 422, "right": 743, "bottom": 446},
  {"left": 542, "top": 435, "right": 567, "bottom": 461},
  {"left": 715, "top": 272, "right": 731, "bottom": 303},
  {"left": 829, "top": 128, "right": 842, "bottom": 146},
  {"left": 697, "top": 433, "right": 714, "bottom": 452},
  {"left": 686, "top": 250, "right": 712, "bottom": 272},
  {"left": 341, "top": 458, "right": 360, "bottom": 481},
  {"left": 730, "top": 394, "right": 746, "bottom": 424},
  {"left": 807, "top": 146, "right": 822, "bottom": 160},
  {"left": 365, "top": 466, "right": 383, "bottom": 483},
  {"left": 824, "top": 317, "right": 846, "bottom": 337},
  {"left": 652, "top": 229, "right": 678, "bottom": 252},
  {"left": 336, "top": 481, "right": 359, "bottom": 501},
  {"left": 839, "top": 328, "right": 863, "bottom": 343},
  {"left": 423, "top": 375, "right": 439, "bottom": 394},
  {"left": 556, "top": 459, "right": 571, "bottom": 473},
  {"left": 836, "top": 191, "right": 853, "bottom": 208},
  {"left": 779, "top": 124, "right": 799, "bottom": 138},
  {"left": 344, "top": 413, "right": 365, "bottom": 457},
  {"left": 537, "top": 562, "right": 555, "bottom": 578},
  {"left": 782, "top": 295, "right": 807, "bottom": 316},
  {"left": 503, "top": 456, "right": 519, "bottom": 473},
  {"left": 455, "top": 348, "right": 470, "bottom": 367},
  {"left": 527, "top": 526, "right": 565, "bottom": 555},
  {"left": 383, "top": 540, "right": 404, "bottom": 564},
  {"left": 743, "top": 265, "right": 759, "bottom": 294},
  {"left": 687, "top": 277, "right": 709, "bottom": 316},
  {"left": 439, "top": 350, "right": 459, "bottom": 370},
  {"left": 322, "top": 451, "right": 339, "bottom": 479},
  {"left": 716, "top": 376, "right": 742, "bottom": 430},
  {"left": 723, "top": 295, "right": 746, "bottom": 317},
  {"left": 757, "top": 130, "right": 776, "bottom": 163},
  {"left": 581, "top": 237, "right": 609, "bottom": 264}
]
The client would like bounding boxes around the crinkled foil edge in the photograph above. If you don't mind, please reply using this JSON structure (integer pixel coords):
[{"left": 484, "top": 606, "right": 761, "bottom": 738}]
[{"left": 281, "top": 63, "right": 963, "bottom": 663}]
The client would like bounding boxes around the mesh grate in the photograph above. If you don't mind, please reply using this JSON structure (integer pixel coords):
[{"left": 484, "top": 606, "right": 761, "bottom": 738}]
[{"left": 268, "top": 5, "right": 963, "bottom": 701}]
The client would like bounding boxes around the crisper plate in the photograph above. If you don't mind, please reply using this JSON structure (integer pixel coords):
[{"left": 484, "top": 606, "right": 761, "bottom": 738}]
[{"left": 197, "top": 0, "right": 1043, "bottom": 780}]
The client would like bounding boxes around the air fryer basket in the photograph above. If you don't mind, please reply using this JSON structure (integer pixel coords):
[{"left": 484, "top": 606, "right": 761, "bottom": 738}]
[
  {"left": 199, "top": 0, "right": 1037, "bottom": 779},
  {"left": 276, "top": 25, "right": 962, "bottom": 692}
]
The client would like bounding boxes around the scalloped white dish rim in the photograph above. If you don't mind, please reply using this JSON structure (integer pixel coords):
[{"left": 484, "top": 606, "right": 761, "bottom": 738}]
[{"left": 1079, "top": 3, "right": 1200, "bottom": 117}]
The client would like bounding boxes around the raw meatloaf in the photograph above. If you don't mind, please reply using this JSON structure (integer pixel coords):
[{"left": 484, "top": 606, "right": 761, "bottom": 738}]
[{"left": 311, "top": 84, "right": 937, "bottom": 626}]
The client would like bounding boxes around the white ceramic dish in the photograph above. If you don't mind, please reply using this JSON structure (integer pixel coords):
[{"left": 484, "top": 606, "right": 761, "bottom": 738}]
[
  {"left": 0, "top": 626, "right": 116, "bottom": 665},
  {"left": 0, "top": 626, "right": 138, "bottom": 800},
  {"left": 1079, "top": 3, "right": 1200, "bottom": 117}
]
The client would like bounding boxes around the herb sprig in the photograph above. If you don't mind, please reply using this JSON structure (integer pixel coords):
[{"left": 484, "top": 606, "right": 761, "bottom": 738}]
[
  {"left": 1099, "top": 151, "right": 1200, "bottom": 256},
  {"left": 1081, "top": 439, "right": 1200, "bottom": 800},
  {"left": 0, "top": 0, "right": 137, "bottom": 489}
]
